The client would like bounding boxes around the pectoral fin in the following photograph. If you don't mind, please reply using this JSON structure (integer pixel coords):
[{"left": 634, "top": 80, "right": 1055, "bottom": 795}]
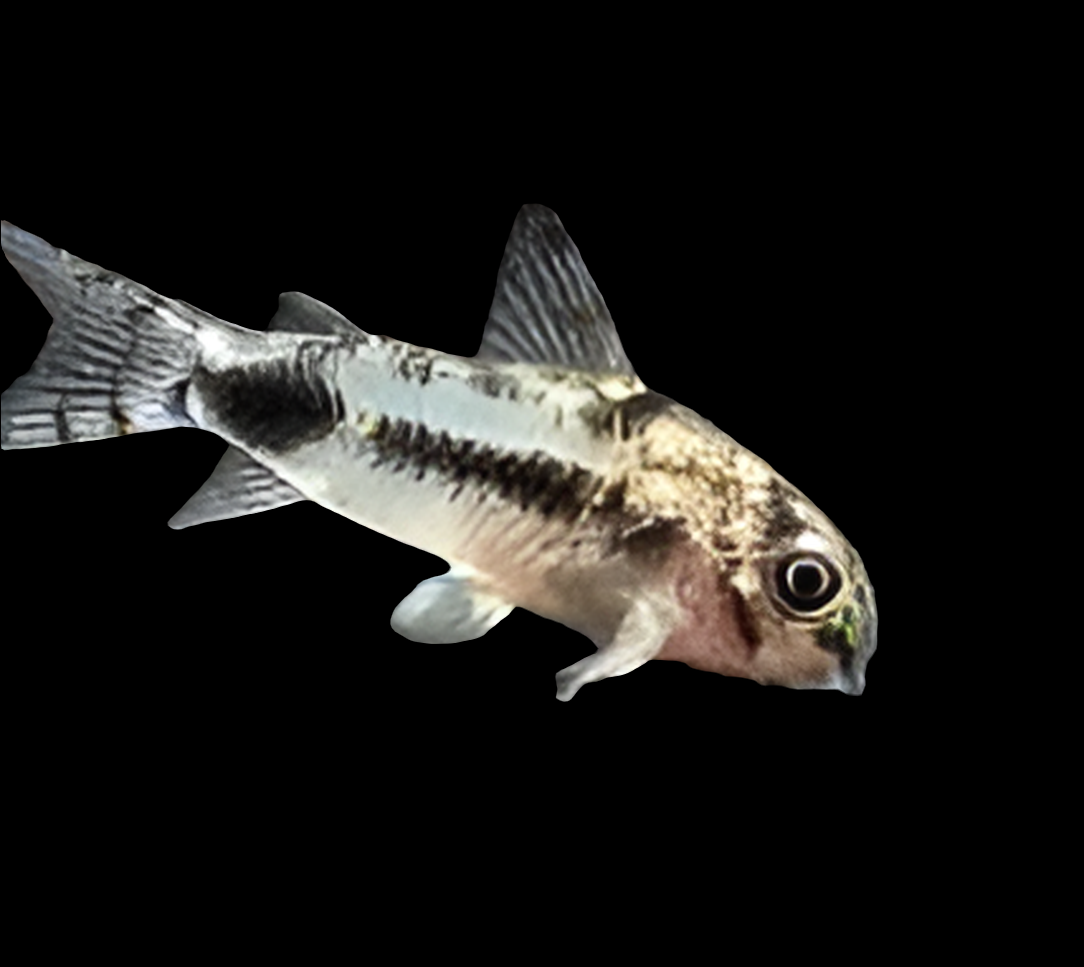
[
  {"left": 555, "top": 593, "right": 677, "bottom": 701},
  {"left": 391, "top": 569, "right": 515, "bottom": 644}
]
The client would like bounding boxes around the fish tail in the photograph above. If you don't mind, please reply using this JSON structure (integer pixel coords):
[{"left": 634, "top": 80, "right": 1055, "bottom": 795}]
[{"left": 1, "top": 221, "right": 210, "bottom": 450}]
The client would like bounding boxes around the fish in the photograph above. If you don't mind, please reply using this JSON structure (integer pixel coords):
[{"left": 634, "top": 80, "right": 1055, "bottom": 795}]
[{"left": 0, "top": 205, "right": 876, "bottom": 700}]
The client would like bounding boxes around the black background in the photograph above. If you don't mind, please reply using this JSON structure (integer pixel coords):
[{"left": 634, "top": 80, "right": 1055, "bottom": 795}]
[
  {"left": 3, "top": 132, "right": 920, "bottom": 796},
  {"left": 4, "top": 28, "right": 1055, "bottom": 940}
]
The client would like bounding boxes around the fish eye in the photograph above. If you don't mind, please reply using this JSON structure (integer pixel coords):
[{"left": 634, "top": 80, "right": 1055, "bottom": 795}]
[{"left": 774, "top": 553, "right": 842, "bottom": 613}]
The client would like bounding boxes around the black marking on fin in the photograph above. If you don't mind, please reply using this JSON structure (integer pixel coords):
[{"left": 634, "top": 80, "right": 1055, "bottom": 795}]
[{"left": 55, "top": 401, "right": 72, "bottom": 443}]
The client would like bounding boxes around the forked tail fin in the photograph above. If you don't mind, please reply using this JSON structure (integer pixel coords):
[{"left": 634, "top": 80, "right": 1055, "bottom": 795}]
[{"left": 1, "top": 222, "right": 220, "bottom": 449}]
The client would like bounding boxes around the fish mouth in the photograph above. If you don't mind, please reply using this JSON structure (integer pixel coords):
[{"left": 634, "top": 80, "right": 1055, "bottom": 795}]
[
  {"left": 836, "top": 663, "right": 866, "bottom": 695},
  {"left": 806, "top": 576, "right": 877, "bottom": 695},
  {"left": 840, "top": 593, "right": 877, "bottom": 695}
]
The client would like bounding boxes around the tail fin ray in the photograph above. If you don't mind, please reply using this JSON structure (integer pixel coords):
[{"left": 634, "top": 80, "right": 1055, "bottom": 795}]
[{"left": 1, "top": 221, "right": 216, "bottom": 449}]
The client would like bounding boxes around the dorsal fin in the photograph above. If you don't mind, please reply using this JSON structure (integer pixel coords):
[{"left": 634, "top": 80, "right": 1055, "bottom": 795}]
[
  {"left": 168, "top": 445, "right": 307, "bottom": 529},
  {"left": 267, "top": 291, "right": 367, "bottom": 336},
  {"left": 476, "top": 205, "right": 636, "bottom": 376}
]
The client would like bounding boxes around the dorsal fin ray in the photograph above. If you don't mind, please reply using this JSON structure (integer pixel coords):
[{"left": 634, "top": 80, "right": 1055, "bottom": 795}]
[
  {"left": 476, "top": 205, "right": 636, "bottom": 376},
  {"left": 266, "top": 291, "right": 367, "bottom": 337}
]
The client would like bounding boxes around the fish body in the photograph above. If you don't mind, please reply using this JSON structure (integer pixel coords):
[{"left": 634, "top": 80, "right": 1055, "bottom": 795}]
[{"left": 0, "top": 206, "right": 876, "bottom": 699}]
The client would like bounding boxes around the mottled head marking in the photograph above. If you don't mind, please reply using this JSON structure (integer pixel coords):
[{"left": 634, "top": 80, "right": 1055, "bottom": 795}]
[{"left": 757, "top": 480, "right": 807, "bottom": 547}]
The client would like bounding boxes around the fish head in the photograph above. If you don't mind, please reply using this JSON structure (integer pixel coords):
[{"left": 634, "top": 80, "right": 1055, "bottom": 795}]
[
  {"left": 744, "top": 528, "right": 877, "bottom": 694},
  {"left": 654, "top": 470, "right": 877, "bottom": 695}
]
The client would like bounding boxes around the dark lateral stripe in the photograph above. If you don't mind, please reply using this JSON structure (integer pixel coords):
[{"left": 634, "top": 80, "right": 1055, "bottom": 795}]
[{"left": 367, "top": 414, "right": 606, "bottom": 520}]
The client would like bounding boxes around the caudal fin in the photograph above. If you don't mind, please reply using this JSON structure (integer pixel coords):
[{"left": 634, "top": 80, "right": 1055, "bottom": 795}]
[{"left": 1, "top": 221, "right": 214, "bottom": 449}]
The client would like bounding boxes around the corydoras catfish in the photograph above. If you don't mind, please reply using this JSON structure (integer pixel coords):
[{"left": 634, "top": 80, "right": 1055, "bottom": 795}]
[{"left": 0, "top": 207, "right": 876, "bottom": 700}]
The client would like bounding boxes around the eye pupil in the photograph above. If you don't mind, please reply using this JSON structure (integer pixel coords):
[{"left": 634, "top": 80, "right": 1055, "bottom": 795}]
[
  {"left": 790, "top": 562, "right": 825, "bottom": 597},
  {"left": 774, "top": 554, "right": 842, "bottom": 613}
]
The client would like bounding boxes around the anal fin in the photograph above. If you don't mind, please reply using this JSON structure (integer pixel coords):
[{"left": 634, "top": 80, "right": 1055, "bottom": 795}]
[
  {"left": 169, "top": 445, "right": 307, "bottom": 529},
  {"left": 391, "top": 568, "right": 515, "bottom": 644}
]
